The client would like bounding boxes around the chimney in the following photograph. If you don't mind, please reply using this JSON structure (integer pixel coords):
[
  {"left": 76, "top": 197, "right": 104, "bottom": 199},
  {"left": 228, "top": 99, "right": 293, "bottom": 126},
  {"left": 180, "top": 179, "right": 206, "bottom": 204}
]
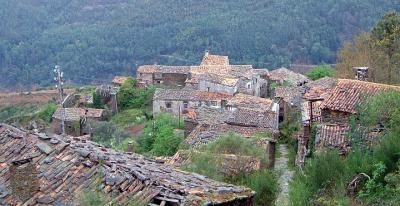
[
  {"left": 127, "top": 142, "right": 134, "bottom": 153},
  {"left": 353, "top": 67, "right": 369, "bottom": 81},
  {"left": 204, "top": 50, "right": 210, "bottom": 56}
]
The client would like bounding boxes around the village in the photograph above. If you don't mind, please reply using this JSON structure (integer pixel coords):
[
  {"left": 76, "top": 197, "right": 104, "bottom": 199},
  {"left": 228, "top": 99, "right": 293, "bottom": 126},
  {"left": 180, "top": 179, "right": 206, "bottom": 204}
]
[{"left": 0, "top": 49, "right": 398, "bottom": 206}]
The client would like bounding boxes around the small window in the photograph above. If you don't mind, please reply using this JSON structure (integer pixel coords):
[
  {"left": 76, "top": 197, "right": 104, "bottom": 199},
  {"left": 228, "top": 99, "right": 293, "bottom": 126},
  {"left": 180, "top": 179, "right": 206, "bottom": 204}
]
[
  {"left": 156, "top": 80, "right": 161, "bottom": 84},
  {"left": 183, "top": 101, "right": 189, "bottom": 109},
  {"left": 248, "top": 84, "right": 251, "bottom": 89},
  {"left": 207, "top": 87, "right": 210, "bottom": 92},
  {"left": 211, "top": 101, "right": 218, "bottom": 106},
  {"left": 166, "top": 102, "right": 172, "bottom": 108}
]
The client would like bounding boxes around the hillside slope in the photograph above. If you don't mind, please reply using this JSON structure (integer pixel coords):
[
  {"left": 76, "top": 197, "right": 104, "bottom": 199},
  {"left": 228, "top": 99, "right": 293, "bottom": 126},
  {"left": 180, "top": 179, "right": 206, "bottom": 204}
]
[{"left": 0, "top": 0, "right": 399, "bottom": 89}]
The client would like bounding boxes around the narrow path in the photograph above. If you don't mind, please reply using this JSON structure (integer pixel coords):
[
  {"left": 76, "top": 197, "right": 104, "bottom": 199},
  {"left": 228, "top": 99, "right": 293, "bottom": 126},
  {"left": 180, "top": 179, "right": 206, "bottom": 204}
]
[{"left": 275, "top": 144, "right": 294, "bottom": 206}]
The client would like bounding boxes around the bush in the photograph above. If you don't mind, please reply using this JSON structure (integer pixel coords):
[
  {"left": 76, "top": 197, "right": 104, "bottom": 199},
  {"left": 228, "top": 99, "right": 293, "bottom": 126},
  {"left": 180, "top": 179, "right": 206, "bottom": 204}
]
[
  {"left": 111, "top": 109, "right": 146, "bottom": 128},
  {"left": 38, "top": 101, "right": 57, "bottom": 122},
  {"left": 91, "top": 121, "right": 130, "bottom": 148},
  {"left": 307, "top": 65, "right": 335, "bottom": 80},
  {"left": 137, "top": 113, "right": 183, "bottom": 156},
  {"left": 117, "top": 77, "right": 155, "bottom": 110},
  {"left": 184, "top": 134, "right": 278, "bottom": 206}
]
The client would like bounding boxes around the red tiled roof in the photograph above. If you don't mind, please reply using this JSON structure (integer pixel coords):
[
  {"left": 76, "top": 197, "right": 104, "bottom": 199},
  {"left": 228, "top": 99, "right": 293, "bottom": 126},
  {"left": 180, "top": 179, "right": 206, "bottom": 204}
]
[
  {"left": 320, "top": 79, "right": 400, "bottom": 113},
  {"left": 153, "top": 89, "right": 232, "bottom": 101},
  {"left": 53, "top": 108, "right": 105, "bottom": 120},
  {"left": 137, "top": 65, "right": 191, "bottom": 74},
  {"left": 0, "top": 124, "right": 254, "bottom": 205},
  {"left": 315, "top": 124, "right": 350, "bottom": 153},
  {"left": 112, "top": 76, "right": 129, "bottom": 85},
  {"left": 201, "top": 53, "right": 229, "bottom": 66}
]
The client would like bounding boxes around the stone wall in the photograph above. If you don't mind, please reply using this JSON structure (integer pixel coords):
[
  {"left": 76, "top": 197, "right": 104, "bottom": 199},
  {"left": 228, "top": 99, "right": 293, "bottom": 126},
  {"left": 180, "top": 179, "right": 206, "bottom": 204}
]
[
  {"left": 321, "top": 109, "right": 350, "bottom": 124},
  {"left": 52, "top": 118, "right": 81, "bottom": 136},
  {"left": 162, "top": 73, "right": 188, "bottom": 86},
  {"left": 199, "top": 80, "right": 237, "bottom": 95},
  {"left": 184, "top": 120, "right": 198, "bottom": 138}
]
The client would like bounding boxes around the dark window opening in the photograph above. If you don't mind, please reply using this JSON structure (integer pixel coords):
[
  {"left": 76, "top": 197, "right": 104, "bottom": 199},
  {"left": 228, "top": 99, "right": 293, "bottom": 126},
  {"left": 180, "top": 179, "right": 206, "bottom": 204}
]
[{"left": 166, "top": 102, "right": 172, "bottom": 108}]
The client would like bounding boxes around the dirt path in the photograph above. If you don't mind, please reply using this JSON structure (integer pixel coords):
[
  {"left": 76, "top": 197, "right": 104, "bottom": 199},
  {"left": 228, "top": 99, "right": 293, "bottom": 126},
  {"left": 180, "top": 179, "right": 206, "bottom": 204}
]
[{"left": 275, "top": 144, "right": 294, "bottom": 206}]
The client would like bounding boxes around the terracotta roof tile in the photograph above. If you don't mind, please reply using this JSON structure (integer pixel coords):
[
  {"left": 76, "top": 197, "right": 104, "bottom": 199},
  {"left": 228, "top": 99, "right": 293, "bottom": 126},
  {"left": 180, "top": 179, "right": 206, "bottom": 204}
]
[
  {"left": 53, "top": 108, "right": 105, "bottom": 121},
  {"left": 112, "top": 76, "right": 129, "bottom": 85},
  {"left": 0, "top": 124, "right": 254, "bottom": 205},
  {"left": 201, "top": 53, "right": 229, "bottom": 66},
  {"left": 320, "top": 79, "right": 400, "bottom": 113},
  {"left": 315, "top": 124, "right": 350, "bottom": 153},
  {"left": 137, "top": 65, "right": 191, "bottom": 74},
  {"left": 269, "top": 67, "right": 309, "bottom": 85}
]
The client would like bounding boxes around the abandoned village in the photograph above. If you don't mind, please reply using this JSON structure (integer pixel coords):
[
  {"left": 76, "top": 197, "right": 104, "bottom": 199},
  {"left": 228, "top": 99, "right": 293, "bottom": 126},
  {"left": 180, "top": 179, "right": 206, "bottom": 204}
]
[{"left": 0, "top": 50, "right": 399, "bottom": 206}]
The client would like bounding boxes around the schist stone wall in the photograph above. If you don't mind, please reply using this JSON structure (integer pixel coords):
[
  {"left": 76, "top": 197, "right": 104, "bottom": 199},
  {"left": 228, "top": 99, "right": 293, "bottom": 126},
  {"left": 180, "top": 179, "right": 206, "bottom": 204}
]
[
  {"left": 161, "top": 73, "right": 188, "bottom": 86},
  {"left": 321, "top": 109, "right": 351, "bottom": 125}
]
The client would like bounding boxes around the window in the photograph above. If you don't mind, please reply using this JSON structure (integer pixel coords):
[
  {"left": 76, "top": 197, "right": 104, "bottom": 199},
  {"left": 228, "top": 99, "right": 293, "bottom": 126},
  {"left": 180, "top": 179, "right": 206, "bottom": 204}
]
[
  {"left": 166, "top": 102, "right": 172, "bottom": 108},
  {"left": 183, "top": 101, "right": 189, "bottom": 109},
  {"left": 156, "top": 80, "right": 161, "bottom": 84},
  {"left": 207, "top": 87, "right": 210, "bottom": 92},
  {"left": 211, "top": 101, "right": 218, "bottom": 107}
]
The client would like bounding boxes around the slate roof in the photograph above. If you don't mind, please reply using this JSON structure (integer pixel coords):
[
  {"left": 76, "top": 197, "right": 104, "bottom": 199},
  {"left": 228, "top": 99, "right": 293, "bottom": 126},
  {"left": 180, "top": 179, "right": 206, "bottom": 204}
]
[
  {"left": 137, "top": 65, "right": 191, "bottom": 74},
  {"left": 226, "top": 108, "right": 278, "bottom": 131},
  {"left": 315, "top": 124, "right": 350, "bottom": 153},
  {"left": 201, "top": 53, "right": 229, "bottom": 66},
  {"left": 0, "top": 124, "right": 254, "bottom": 206},
  {"left": 53, "top": 108, "right": 105, "bottom": 121},
  {"left": 153, "top": 89, "right": 232, "bottom": 102},
  {"left": 228, "top": 93, "right": 275, "bottom": 111},
  {"left": 112, "top": 76, "right": 129, "bottom": 85},
  {"left": 274, "top": 86, "right": 304, "bottom": 107},
  {"left": 320, "top": 79, "right": 400, "bottom": 113},
  {"left": 269, "top": 67, "right": 309, "bottom": 85},
  {"left": 304, "top": 77, "right": 337, "bottom": 101}
]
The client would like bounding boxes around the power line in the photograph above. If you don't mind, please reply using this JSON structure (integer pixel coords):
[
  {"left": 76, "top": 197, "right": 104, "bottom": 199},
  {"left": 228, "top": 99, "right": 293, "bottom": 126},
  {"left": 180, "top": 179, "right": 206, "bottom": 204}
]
[{"left": 54, "top": 65, "right": 66, "bottom": 135}]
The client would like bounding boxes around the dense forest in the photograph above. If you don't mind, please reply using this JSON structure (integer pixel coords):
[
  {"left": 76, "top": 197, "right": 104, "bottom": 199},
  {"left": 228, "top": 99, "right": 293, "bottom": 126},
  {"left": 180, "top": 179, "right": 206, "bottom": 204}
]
[{"left": 0, "top": 0, "right": 399, "bottom": 90}]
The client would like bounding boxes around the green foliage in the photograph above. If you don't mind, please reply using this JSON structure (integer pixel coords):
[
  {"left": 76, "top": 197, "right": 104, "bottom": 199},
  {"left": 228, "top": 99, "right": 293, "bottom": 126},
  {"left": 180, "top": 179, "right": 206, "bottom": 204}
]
[
  {"left": 137, "top": 113, "right": 183, "bottom": 156},
  {"left": 91, "top": 121, "right": 130, "bottom": 148},
  {"left": 0, "top": 104, "right": 39, "bottom": 123},
  {"left": 111, "top": 109, "right": 146, "bottom": 128},
  {"left": 306, "top": 65, "right": 335, "bottom": 80},
  {"left": 184, "top": 134, "right": 277, "bottom": 205},
  {"left": 117, "top": 77, "right": 155, "bottom": 110},
  {"left": 92, "top": 91, "right": 104, "bottom": 109},
  {"left": 37, "top": 101, "right": 57, "bottom": 122},
  {"left": 1, "top": 1, "right": 399, "bottom": 89}
]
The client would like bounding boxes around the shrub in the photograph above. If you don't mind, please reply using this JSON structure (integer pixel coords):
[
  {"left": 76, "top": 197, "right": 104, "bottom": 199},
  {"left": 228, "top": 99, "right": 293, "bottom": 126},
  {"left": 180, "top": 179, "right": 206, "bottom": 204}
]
[
  {"left": 91, "top": 121, "right": 130, "bottom": 148},
  {"left": 37, "top": 101, "right": 57, "bottom": 122},
  {"left": 307, "top": 65, "right": 335, "bottom": 80},
  {"left": 137, "top": 113, "right": 183, "bottom": 156},
  {"left": 117, "top": 77, "right": 155, "bottom": 110},
  {"left": 184, "top": 134, "right": 278, "bottom": 206},
  {"left": 111, "top": 109, "right": 146, "bottom": 128}
]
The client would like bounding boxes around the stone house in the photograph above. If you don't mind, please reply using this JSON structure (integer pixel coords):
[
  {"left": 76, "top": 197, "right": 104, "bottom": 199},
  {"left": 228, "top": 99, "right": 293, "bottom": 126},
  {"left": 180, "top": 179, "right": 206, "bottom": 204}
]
[
  {"left": 136, "top": 65, "right": 191, "bottom": 87},
  {"left": 52, "top": 107, "right": 105, "bottom": 136},
  {"left": 153, "top": 89, "right": 232, "bottom": 116},
  {"left": 0, "top": 123, "right": 254, "bottom": 206}
]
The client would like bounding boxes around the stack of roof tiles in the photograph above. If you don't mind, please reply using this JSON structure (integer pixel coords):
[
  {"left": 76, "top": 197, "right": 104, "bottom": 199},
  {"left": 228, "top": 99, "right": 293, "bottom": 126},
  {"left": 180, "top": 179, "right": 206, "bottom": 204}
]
[{"left": 0, "top": 124, "right": 254, "bottom": 206}]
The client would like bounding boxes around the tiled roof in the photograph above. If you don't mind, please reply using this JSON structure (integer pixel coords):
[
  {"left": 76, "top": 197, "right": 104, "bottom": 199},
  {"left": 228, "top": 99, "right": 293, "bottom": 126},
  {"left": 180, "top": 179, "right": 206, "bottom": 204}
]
[
  {"left": 226, "top": 108, "right": 278, "bottom": 131},
  {"left": 190, "top": 65, "right": 253, "bottom": 79},
  {"left": 197, "top": 73, "right": 239, "bottom": 87},
  {"left": 137, "top": 65, "right": 191, "bottom": 74},
  {"left": 53, "top": 108, "right": 105, "bottom": 121},
  {"left": 153, "top": 89, "right": 232, "bottom": 101},
  {"left": 201, "top": 53, "right": 229, "bottom": 65},
  {"left": 253, "top": 69, "right": 270, "bottom": 77},
  {"left": 52, "top": 108, "right": 81, "bottom": 121},
  {"left": 0, "top": 124, "right": 253, "bottom": 205},
  {"left": 269, "top": 67, "right": 309, "bottom": 85},
  {"left": 112, "top": 76, "right": 129, "bottom": 85},
  {"left": 320, "top": 79, "right": 400, "bottom": 113},
  {"left": 315, "top": 123, "right": 350, "bottom": 153},
  {"left": 274, "top": 86, "right": 304, "bottom": 106},
  {"left": 304, "top": 77, "right": 337, "bottom": 101},
  {"left": 228, "top": 93, "right": 275, "bottom": 111}
]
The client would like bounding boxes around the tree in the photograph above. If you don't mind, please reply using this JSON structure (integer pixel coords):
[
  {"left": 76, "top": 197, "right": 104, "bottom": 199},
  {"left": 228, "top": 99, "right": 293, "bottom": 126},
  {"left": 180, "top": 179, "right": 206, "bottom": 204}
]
[
  {"left": 117, "top": 77, "right": 155, "bottom": 111},
  {"left": 307, "top": 65, "right": 335, "bottom": 80},
  {"left": 92, "top": 91, "right": 104, "bottom": 109},
  {"left": 336, "top": 12, "right": 400, "bottom": 84}
]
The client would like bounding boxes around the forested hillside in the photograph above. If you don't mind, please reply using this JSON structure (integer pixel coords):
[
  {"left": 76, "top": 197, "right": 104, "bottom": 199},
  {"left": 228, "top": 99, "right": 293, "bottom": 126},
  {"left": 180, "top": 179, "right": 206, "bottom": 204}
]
[{"left": 0, "top": 0, "right": 399, "bottom": 90}]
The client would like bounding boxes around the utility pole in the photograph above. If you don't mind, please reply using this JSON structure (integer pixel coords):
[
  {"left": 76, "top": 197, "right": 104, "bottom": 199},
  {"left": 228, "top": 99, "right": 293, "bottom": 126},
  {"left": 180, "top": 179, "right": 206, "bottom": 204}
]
[{"left": 54, "top": 65, "right": 66, "bottom": 135}]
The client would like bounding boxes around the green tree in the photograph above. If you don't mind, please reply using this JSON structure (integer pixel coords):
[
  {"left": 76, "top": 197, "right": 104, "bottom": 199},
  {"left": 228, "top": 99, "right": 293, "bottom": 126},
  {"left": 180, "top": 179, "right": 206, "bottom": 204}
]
[
  {"left": 37, "top": 101, "right": 57, "bottom": 122},
  {"left": 92, "top": 91, "right": 104, "bottom": 109},
  {"left": 117, "top": 77, "right": 155, "bottom": 110},
  {"left": 307, "top": 65, "right": 335, "bottom": 80}
]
